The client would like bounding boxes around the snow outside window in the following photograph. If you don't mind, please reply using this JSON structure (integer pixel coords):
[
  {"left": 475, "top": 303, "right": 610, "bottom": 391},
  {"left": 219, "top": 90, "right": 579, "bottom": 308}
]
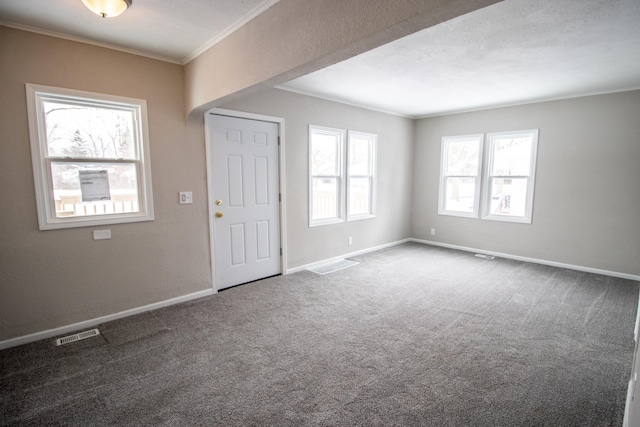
[
  {"left": 309, "top": 125, "right": 377, "bottom": 227},
  {"left": 438, "top": 130, "right": 538, "bottom": 223},
  {"left": 26, "top": 84, "right": 154, "bottom": 230},
  {"left": 438, "top": 134, "right": 483, "bottom": 218},
  {"left": 482, "top": 130, "right": 538, "bottom": 223}
]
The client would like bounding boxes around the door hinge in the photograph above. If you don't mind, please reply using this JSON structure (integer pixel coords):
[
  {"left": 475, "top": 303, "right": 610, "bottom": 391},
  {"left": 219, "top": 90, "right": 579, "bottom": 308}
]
[
  {"left": 278, "top": 136, "right": 281, "bottom": 146},
  {"left": 279, "top": 193, "right": 282, "bottom": 202},
  {"left": 280, "top": 248, "right": 283, "bottom": 256}
]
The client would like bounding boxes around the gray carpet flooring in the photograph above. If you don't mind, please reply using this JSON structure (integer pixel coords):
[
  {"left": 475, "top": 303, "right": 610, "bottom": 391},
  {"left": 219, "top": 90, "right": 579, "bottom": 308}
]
[{"left": 1, "top": 242, "right": 638, "bottom": 426}]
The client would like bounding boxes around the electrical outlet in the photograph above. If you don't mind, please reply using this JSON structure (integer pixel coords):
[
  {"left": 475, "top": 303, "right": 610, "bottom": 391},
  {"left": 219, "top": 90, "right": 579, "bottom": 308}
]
[
  {"left": 179, "top": 191, "right": 193, "bottom": 204},
  {"left": 348, "top": 236, "right": 353, "bottom": 246},
  {"left": 93, "top": 229, "right": 111, "bottom": 240},
  {"left": 430, "top": 228, "right": 436, "bottom": 236}
]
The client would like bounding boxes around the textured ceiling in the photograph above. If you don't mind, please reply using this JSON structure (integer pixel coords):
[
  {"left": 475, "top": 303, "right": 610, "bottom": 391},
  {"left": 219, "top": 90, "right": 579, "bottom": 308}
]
[
  {"left": 0, "top": 0, "right": 279, "bottom": 63},
  {"left": 2, "top": 0, "right": 639, "bottom": 117},
  {"left": 279, "top": 0, "right": 640, "bottom": 117}
]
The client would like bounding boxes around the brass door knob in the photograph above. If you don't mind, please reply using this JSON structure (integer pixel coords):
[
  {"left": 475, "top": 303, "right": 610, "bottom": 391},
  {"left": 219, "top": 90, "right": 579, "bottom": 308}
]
[{"left": 215, "top": 211, "right": 224, "bottom": 218}]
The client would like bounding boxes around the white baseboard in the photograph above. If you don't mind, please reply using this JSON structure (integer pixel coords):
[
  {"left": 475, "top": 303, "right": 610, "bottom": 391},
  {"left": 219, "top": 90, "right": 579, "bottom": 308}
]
[
  {"left": 3, "top": 238, "right": 637, "bottom": 350},
  {"left": 412, "top": 238, "right": 640, "bottom": 282},
  {"left": 286, "top": 238, "right": 412, "bottom": 274},
  {"left": 0, "top": 288, "right": 215, "bottom": 350},
  {"left": 286, "top": 237, "right": 640, "bottom": 281}
]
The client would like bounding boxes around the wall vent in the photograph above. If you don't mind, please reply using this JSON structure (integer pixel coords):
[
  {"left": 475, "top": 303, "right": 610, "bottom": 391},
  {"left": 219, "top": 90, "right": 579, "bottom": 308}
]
[
  {"left": 55, "top": 328, "right": 100, "bottom": 346},
  {"left": 475, "top": 254, "right": 495, "bottom": 260}
]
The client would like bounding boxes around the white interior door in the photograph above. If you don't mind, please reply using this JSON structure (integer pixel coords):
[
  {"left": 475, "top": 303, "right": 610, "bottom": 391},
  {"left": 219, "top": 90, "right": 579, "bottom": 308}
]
[{"left": 209, "top": 114, "right": 281, "bottom": 290}]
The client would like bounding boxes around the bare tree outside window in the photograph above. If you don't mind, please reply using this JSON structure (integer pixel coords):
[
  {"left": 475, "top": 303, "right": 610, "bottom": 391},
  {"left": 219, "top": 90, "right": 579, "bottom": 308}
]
[
  {"left": 45, "top": 102, "right": 135, "bottom": 159},
  {"left": 41, "top": 101, "right": 140, "bottom": 216},
  {"left": 26, "top": 84, "right": 153, "bottom": 229},
  {"left": 484, "top": 132, "right": 537, "bottom": 221}
]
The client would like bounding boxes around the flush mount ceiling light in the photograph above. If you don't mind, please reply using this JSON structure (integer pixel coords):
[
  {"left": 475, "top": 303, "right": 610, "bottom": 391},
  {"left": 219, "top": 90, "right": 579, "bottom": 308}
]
[{"left": 82, "top": 0, "right": 132, "bottom": 18}]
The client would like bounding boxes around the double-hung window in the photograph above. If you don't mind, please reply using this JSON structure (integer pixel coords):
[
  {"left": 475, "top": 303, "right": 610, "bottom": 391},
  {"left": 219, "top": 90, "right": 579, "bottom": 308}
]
[
  {"left": 309, "top": 126, "right": 345, "bottom": 226},
  {"left": 482, "top": 130, "right": 538, "bottom": 223},
  {"left": 309, "top": 125, "right": 377, "bottom": 226},
  {"left": 438, "top": 134, "right": 483, "bottom": 217},
  {"left": 26, "top": 84, "right": 154, "bottom": 230},
  {"left": 438, "top": 129, "right": 539, "bottom": 224},
  {"left": 347, "top": 131, "right": 376, "bottom": 220}
]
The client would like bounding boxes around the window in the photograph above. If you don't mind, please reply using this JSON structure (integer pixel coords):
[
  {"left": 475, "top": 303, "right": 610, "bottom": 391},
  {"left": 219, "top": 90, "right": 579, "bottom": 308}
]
[
  {"left": 309, "top": 126, "right": 345, "bottom": 226},
  {"left": 26, "top": 84, "right": 154, "bottom": 230},
  {"left": 482, "top": 130, "right": 538, "bottom": 223},
  {"left": 309, "top": 125, "right": 377, "bottom": 226},
  {"left": 438, "top": 134, "right": 483, "bottom": 217},
  {"left": 438, "top": 129, "right": 539, "bottom": 224},
  {"left": 347, "top": 131, "right": 376, "bottom": 220}
]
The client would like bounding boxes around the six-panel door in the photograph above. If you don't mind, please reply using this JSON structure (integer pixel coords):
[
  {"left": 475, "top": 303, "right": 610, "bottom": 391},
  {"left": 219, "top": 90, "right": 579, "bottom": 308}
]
[{"left": 209, "top": 114, "right": 281, "bottom": 290}]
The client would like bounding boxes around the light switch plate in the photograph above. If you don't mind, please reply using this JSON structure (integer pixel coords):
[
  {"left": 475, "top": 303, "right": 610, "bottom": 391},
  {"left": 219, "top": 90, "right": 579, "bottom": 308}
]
[
  {"left": 179, "top": 191, "right": 193, "bottom": 204},
  {"left": 93, "top": 229, "right": 111, "bottom": 240}
]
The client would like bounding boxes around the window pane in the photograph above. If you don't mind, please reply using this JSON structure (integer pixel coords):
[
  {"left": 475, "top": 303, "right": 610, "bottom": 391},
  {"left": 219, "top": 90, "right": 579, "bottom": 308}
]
[
  {"left": 44, "top": 101, "right": 136, "bottom": 159},
  {"left": 348, "top": 137, "right": 371, "bottom": 176},
  {"left": 28, "top": 84, "right": 153, "bottom": 229},
  {"left": 311, "top": 132, "right": 340, "bottom": 176},
  {"left": 51, "top": 162, "right": 139, "bottom": 218},
  {"left": 446, "top": 140, "right": 479, "bottom": 176},
  {"left": 348, "top": 177, "right": 370, "bottom": 216},
  {"left": 312, "top": 177, "right": 338, "bottom": 220},
  {"left": 491, "top": 137, "right": 532, "bottom": 176},
  {"left": 445, "top": 177, "right": 476, "bottom": 213},
  {"left": 488, "top": 177, "right": 528, "bottom": 217}
]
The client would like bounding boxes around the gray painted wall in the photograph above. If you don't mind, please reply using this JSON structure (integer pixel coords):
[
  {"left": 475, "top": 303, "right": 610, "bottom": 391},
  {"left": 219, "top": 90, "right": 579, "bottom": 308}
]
[
  {"left": 221, "top": 88, "right": 415, "bottom": 268},
  {"left": 0, "top": 27, "right": 212, "bottom": 343},
  {"left": 413, "top": 90, "right": 640, "bottom": 276},
  {"left": 2, "top": 26, "right": 638, "bottom": 346},
  {"left": 0, "top": 27, "right": 414, "bottom": 343}
]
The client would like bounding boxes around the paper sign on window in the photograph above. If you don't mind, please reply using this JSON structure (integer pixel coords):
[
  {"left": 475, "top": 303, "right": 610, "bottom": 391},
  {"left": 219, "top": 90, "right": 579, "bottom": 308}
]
[{"left": 79, "top": 170, "right": 111, "bottom": 202}]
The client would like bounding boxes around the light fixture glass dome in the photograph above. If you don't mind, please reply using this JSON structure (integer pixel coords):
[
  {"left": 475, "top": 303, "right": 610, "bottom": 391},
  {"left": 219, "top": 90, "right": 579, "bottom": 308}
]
[{"left": 81, "top": 0, "right": 132, "bottom": 18}]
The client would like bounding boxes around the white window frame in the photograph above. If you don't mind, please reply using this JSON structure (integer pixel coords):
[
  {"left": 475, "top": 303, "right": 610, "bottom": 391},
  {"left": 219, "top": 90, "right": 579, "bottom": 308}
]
[
  {"left": 481, "top": 129, "right": 539, "bottom": 224},
  {"left": 309, "top": 125, "right": 346, "bottom": 227},
  {"left": 26, "top": 83, "right": 154, "bottom": 230},
  {"left": 309, "top": 125, "right": 378, "bottom": 227},
  {"left": 438, "top": 134, "right": 484, "bottom": 218},
  {"left": 347, "top": 130, "right": 377, "bottom": 221}
]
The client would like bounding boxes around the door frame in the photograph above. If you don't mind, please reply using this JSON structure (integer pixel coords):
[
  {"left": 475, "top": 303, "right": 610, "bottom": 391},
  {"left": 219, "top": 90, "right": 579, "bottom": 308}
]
[{"left": 204, "top": 108, "right": 287, "bottom": 292}]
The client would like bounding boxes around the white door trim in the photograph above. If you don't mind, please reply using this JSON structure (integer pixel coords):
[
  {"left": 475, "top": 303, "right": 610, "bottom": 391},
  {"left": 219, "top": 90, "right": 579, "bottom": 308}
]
[{"left": 204, "top": 108, "right": 287, "bottom": 292}]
